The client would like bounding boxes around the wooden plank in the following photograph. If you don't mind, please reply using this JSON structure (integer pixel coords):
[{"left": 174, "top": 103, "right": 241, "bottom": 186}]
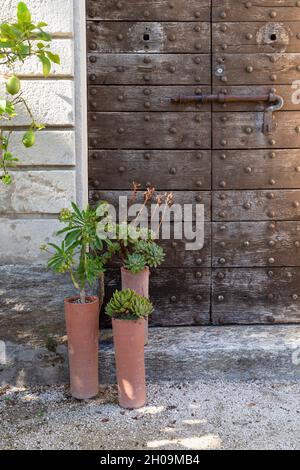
[
  {"left": 89, "top": 150, "right": 211, "bottom": 190},
  {"left": 87, "top": 0, "right": 210, "bottom": 21},
  {"left": 212, "top": 221, "right": 300, "bottom": 267},
  {"left": 212, "top": 150, "right": 300, "bottom": 190},
  {"left": 213, "top": 22, "right": 300, "bottom": 53},
  {"left": 89, "top": 190, "right": 212, "bottom": 221},
  {"left": 212, "top": 85, "right": 300, "bottom": 112},
  {"left": 88, "top": 85, "right": 211, "bottom": 112},
  {"left": 213, "top": 53, "right": 300, "bottom": 85},
  {"left": 87, "top": 21, "right": 210, "bottom": 53},
  {"left": 212, "top": 190, "right": 300, "bottom": 221},
  {"left": 88, "top": 112, "right": 211, "bottom": 149},
  {"left": 213, "top": 111, "right": 300, "bottom": 149},
  {"left": 212, "top": 1, "right": 300, "bottom": 22},
  {"left": 104, "top": 268, "right": 211, "bottom": 326},
  {"left": 87, "top": 53, "right": 211, "bottom": 85},
  {"left": 212, "top": 268, "right": 300, "bottom": 325}
]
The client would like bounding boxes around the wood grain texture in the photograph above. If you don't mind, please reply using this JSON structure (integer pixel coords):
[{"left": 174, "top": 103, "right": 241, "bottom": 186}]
[
  {"left": 88, "top": 53, "right": 211, "bottom": 85},
  {"left": 89, "top": 190, "right": 212, "bottom": 221},
  {"left": 212, "top": 85, "right": 300, "bottom": 112},
  {"left": 87, "top": 21, "right": 211, "bottom": 53},
  {"left": 88, "top": 112, "right": 211, "bottom": 149},
  {"left": 86, "top": 2, "right": 300, "bottom": 326},
  {"left": 87, "top": 0, "right": 210, "bottom": 21},
  {"left": 89, "top": 150, "right": 211, "bottom": 190},
  {"left": 103, "top": 268, "right": 211, "bottom": 327},
  {"left": 212, "top": 221, "right": 300, "bottom": 267},
  {"left": 212, "top": 268, "right": 300, "bottom": 324},
  {"left": 212, "top": 150, "right": 300, "bottom": 190},
  {"left": 212, "top": 1, "right": 300, "bottom": 22},
  {"left": 213, "top": 53, "right": 300, "bottom": 85},
  {"left": 88, "top": 85, "right": 211, "bottom": 112},
  {"left": 213, "top": 22, "right": 300, "bottom": 53},
  {"left": 213, "top": 111, "right": 300, "bottom": 149},
  {"left": 212, "top": 190, "right": 300, "bottom": 221}
]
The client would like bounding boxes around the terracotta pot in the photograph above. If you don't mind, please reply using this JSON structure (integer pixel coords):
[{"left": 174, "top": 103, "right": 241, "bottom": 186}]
[
  {"left": 112, "top": 318, "right": 146, "bottom": 409},
  {"left": 64, "top": 296, "right": 100, "bottom": 399},
  {"left": 121, "top": 267, "right": 150, "bottom": 344}
]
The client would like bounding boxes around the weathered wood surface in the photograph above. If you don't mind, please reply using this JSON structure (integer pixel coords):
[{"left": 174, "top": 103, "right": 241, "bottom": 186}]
[
  {"left": 213, "top": 85, "right": 300, "bottom": 112},
  {"left": 213, "top": 22, "right": 300, "bottom": 53},
  {"left": 212, "top": 1, "right": 300, "bottom": 22},
  {"left": 89, "top": 190, "right": 212, "bottom": 221},
  {"left": 212, "top": 268, "right": 300, "bottom": 325},
  {"left": 103, "top": 268, "right": 211, "bottom": 326},
  {"left": 212, "top": 221, "right": 300, "bottom": 267},
  {"left": 213, "top": 53, "right": 300, "bottom": 85},
  {"left": 88, "top": 85, "right": 211, "bottom": 112},
  {"left": 89, "top": 150, "right": 211, "bottom": 190},
  {"left": 87, "top": 0, "right": 210, "bottom": 21},
  {"left": 86, "top": 2, "right": 300, "bottom": 326},
  {"left": 88, "top": 112, "right": 211, "bottom": 149},
  {"left": 212, "top": 150, "right": 300, "bottom": 190},
  {"left": 87, "top": 21, "right": 210, "bottom": 53},
  {"left": 213, "top": 112, "right": 300, "bottom": 149},
  {"left": 213, "top": 190, "right": 300, "bottom": 221},
  {"left": 88, "top": 54, "right": 211, "bottom": 85}
]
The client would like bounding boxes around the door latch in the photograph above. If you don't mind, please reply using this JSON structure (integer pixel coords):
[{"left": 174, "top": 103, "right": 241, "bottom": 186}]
[{"left": 171, "top": 92, "right": 284, "bottom": 135}]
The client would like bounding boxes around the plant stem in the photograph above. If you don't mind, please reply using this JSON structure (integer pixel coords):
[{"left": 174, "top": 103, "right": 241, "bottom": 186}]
[
  {"left": 99, "top": 272, "right": 105, "bottom": 308},
  {"left": 80, "top": 289, "right": 86, "bottom": 304}
]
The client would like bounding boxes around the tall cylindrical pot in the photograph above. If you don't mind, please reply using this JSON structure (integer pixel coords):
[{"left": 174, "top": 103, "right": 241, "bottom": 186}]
[
  {"left": 112, "top": 318, "right": 146, "bottom": 409},
  {"left": 64, "top": 296, "right": 100, "bottom": 399},
  {"left": 121, "top": 267, "right": 150, "bottom": 344}
]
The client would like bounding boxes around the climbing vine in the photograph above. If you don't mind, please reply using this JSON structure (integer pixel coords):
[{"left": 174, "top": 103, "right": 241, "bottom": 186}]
[{"left": 0, "top": 2, "right": 60, "bottom": 185}]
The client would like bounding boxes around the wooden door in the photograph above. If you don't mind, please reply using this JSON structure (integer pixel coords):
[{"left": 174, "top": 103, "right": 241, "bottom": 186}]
[
  {"left": 86, "top": 1, "right": 300, "bottom": 325},
  {"left": 211, "top": 1, "right": 300, "bottom": 324}
]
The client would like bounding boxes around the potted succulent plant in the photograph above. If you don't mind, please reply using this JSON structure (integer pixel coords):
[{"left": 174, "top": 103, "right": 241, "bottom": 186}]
[
  {"left": 110, "top": 184, "right": 173, "bottom": 343},
  {"left": 42, "top": 201, "right": 112, "bottom": 399},
  {"left": 105, "top": 289, "right": 153, "bottom": 409}
]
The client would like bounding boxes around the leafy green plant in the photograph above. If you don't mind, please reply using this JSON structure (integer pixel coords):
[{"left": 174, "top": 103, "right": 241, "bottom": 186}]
[
  {"left": 105, "top": 289, "right": 153, "bottom": 320},
  {"left": 0, "top": 2, "right": 60, "bottom": 185},
  {"left": 124, "top": 252, "right": 147, "bottom": 274},
  {"left": 100, "top": 183, "right": 172, "bottom": 274},
  {"left": 135, "top": 240, "right": 165, "bottom": 268},
  {"left": 41, "top": 202, "right": 114, "bottom": 304}
]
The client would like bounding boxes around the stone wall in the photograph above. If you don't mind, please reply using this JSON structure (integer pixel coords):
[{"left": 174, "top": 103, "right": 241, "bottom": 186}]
[
  {"left": 0, "top": 0, "right": 87, "bottom": 265},
  {"left": 0, "top": 1, "right": 88, "bottom": 369}
]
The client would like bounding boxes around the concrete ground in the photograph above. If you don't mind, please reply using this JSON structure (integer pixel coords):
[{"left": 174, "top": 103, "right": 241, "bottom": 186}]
[{"left": 0, "top": 380, "right": 299, "bottom": 450}]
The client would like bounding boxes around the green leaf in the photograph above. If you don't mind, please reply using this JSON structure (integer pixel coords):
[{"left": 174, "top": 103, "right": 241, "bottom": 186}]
[
  {"left": 17, "top": 43, "right": 31, "bottom": 57},
  {"left": 36, "top": 22, "right": 48, "bottom": 28},
  {"left": 17, "top": 2, "right": 31, "bottom": 23},
  {"left": 0, "top": 100, "right": 7, "bottom": 113},
  {"left": 0, "top": 39, "right": 13, "bottom": 48},
  {"left": 65, "top": 229, "right": 81, "bottom": 246},
  {"left": 71, "top": 202, "right": 84, "bottom": 220},
  {"left": 0, "top": 24, "right": 15, "bottom": 39},
  {"left": 38, "top": 54, "right": 51, "bottom": 77},
  {"left": 1, "top": 174, "right": 12, "bottom": 185},
  {"left": 36, "top": 30, "right": 52, "bottom": 42},
  {"left": 45, "top": 50, "right": 60, "bottom": 64},
  {"left": 32, "top": 122, "right": 45, "bottom": 131}
]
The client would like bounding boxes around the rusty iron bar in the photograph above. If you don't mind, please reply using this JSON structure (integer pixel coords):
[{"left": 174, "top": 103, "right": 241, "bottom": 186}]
[
  {"left": 171, "top": 92, "right": 284, "bottom": 135},
  {"left": 171, "top": 92, "right": 280, "bottom": 105}
]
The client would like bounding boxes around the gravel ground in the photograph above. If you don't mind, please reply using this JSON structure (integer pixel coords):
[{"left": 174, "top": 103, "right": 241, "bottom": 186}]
[{"left": 0, "top": 380, "right": 299, "bottom": 450}]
